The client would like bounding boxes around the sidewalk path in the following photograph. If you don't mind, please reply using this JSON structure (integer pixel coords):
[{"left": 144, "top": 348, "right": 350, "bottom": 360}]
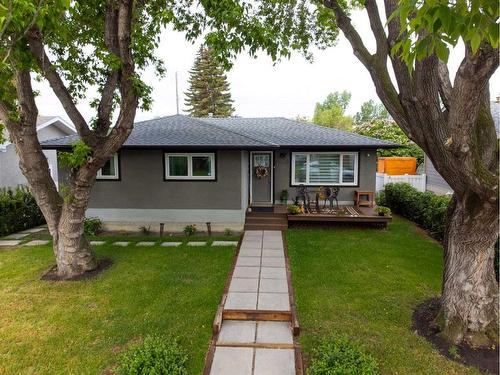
[{"left": 205, "top": 230, "right": 302, "bottom": 375}]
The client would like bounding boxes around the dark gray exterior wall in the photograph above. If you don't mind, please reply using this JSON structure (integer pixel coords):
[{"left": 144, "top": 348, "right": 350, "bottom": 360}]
[
  {"left": 272, "top": 149, "right": 377, "bottom": 203},
  {"left": 71, "top": 149, "right": 243, "bottom": 210}
]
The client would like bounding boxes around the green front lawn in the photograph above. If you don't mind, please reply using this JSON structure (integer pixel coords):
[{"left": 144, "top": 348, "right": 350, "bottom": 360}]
[
  {"left": 287, "top": 217, "right": 480, "bottom": 375},
  {"left": 0, "top": 237, "right": 235, "bottom": 374}
]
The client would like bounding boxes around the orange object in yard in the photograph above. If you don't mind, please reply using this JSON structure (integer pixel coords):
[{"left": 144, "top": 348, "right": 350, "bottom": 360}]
[{"left": 377, "top": 157, "right": 417, "bottom": 175}]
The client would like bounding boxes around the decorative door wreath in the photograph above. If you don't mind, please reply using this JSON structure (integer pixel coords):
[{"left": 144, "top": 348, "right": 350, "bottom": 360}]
[{"left": 254, "top": 165, "right": 269, "bottom": 179}]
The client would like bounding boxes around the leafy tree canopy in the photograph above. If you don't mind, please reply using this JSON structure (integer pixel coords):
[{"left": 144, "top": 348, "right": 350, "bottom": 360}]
[
  {"left": 353, "top": 99, "right": 389, "bottom": 125},
  {"left": 354, "top": 119, "right": 424, "bottom": 165},
  {"left": 312, "top": 91, "right": 353, "bottom": 130},
  {"left": 393, "top": 0, "right": 499, "bottom": 67}
]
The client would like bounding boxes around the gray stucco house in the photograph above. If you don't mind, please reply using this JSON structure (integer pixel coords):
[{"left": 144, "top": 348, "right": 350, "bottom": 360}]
[
  {"left": 0, "top": 116, "right": 76, "bottom": 188},
  {"left": 42, "top": 115, "right": 395, "bottom": 231},
  {"left": 425, "top": 101, "right": 499, "bottom": 195}
]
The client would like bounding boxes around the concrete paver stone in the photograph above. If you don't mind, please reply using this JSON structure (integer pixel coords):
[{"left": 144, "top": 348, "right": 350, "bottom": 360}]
[{"left": 24, "top": 240, "right": 50, "bottom": 246}]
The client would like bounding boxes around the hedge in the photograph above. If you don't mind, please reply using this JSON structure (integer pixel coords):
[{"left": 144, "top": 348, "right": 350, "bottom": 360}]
[
  {"left": 0, "top": 186, "right": 45, "bottom": 236},
  {"left": 377, "top": 183, "right": 450, "bottom": 240}
]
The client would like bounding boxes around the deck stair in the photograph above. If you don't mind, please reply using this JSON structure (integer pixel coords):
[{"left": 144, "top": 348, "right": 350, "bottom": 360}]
[{"left": 244, "top": 209, "right": 288, "bottom": 231}]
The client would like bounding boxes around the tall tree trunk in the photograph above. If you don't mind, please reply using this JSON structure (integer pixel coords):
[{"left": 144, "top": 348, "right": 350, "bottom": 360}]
[
  {"left": 440, "top": 193, "right": 499, "bottom": 347},
  {"left": 52, "top": 203, "right": 97, "bottom": 279}
]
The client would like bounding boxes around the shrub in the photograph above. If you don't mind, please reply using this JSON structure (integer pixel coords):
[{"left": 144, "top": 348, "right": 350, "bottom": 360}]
[
  {"left": 139, "top": 225, "right": 152, "bottom": 235},
  {"left": 381, "top": 183, "right": 450, "bottom": 240},
  {"left": 224, "top": 228, "right": 233, "bottom": 236},
  {"left": 309, "top": 335, "right": 379, "bottom": 375},
  {"left": 374, "top": 206, "right": 391, "bottom": 216},
  {"left": 183, "top": 224, "right": 197, "bottom": 236},
  {"left": 287, "top": 204, "right": 301, "bottom": 215},
  {"left": 84, "top": 217, "right": 103, "bottom": 236},
  {"left": 0, "top": 186, "right": 45, "bottom": 236},
  {"left": 117, "top": 335, "right": 188, "bottom": 375}
]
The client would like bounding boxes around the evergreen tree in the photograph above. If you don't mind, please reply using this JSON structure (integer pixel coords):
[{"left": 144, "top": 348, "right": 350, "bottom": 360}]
[{"left": 184, "top": 46, "right": 235, "bottom": 117}]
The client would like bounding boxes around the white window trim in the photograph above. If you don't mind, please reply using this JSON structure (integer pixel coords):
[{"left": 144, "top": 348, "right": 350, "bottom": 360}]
[
  {"left": 97, "top": 153, "right": 119, "bottom": 180},
  {"left": 291, "top": 151, "right": 358, "bottom": 186},
  {"left": 164, "top": 152, "right": 216, "bottom": 180}
]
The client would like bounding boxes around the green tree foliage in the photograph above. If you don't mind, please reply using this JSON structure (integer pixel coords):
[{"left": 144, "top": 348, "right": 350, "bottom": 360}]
[
  {"left": 393, "top": 0, "right": 499, "bottom": 67},
  {"left": 354, "top": 119, "right": 424, "bottom": 165},
  {"left": 312, "top": 91, "right": 353, "bottom": 130},
  {"left": 0, "top": 123, "right": 5, "bottom": 144},
  {"left": 353, "top": 100, "right": 389, "bottom": 125},
  {"left": 185, "top": 46, "right": 234, "bottom": 117}
]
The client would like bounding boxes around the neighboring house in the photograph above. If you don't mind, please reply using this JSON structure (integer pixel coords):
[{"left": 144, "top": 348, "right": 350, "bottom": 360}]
[
  {"left": 0, "top": 116, "right": 76, "bottom": 188},
  {"left": 41, "top": 115, "right": 396, "bottom": 230},
  {"left": 425, "top": 102, "right": 500, "bottom": 195}
]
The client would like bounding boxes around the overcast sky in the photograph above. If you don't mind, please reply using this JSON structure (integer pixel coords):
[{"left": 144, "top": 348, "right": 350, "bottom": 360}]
[{"left": 34, "top": 9, "right": 500, "bottom": 123}]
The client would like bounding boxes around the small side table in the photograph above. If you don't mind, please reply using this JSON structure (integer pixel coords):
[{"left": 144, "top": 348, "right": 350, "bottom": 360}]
[{"left": 354, "top": 190, "right": 374, "bottom": 207}]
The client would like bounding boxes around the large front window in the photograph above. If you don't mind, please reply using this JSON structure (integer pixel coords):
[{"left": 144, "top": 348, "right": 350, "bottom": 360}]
[
  {"left": 291, "top": 152, "right": 358, "bottom": 186},
  {"left": 165, "top": 153, "right": 215, "bottom": 180}
]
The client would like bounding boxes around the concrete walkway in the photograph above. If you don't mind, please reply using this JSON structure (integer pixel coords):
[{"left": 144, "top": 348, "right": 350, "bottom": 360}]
[{"left": 207, "top": 230, "right": 301, "bottom": 375}]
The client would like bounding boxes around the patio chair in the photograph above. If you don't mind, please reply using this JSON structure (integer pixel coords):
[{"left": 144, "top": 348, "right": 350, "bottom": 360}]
[
  {"left": 295, "top": 184, "right": 311, "bottom": 213},
  {"left": 321, "top": 186, "right": 339, "bottom": 210}
]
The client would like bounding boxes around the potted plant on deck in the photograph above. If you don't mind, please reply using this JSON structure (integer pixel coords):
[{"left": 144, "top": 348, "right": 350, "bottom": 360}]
[{"left": 375, "top": 206, "right": 391, "bottom": 217}]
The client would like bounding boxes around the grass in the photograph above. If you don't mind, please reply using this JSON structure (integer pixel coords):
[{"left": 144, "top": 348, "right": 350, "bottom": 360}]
[
  {"left": 287, "top": 216, "right": 480, "bottom": 375},
  {"left": 0, "top": 234, "right": 237, "bottom": 374}
]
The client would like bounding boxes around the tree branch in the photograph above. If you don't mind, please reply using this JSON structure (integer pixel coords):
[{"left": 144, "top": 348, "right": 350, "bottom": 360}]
[
  {"left": 95, "top": 3, "right": 120, "bottom": 136},
  {"left": 364, "top": 0, "right": 389, "bottom": 58},
  {"left": 77, "top": 0, "right": 138, "bottom": 185},
  {"left": 2, "top": 71, "right": 63, "bottom": 232},
  {"left": 322, "top": 0, "right": 410, "bottom": 138},
  {"left": 26, "top": 28, "right": 96, "bottom": 146},
  {"left": 437, "top": 60, "right": 452, "bottom": 110}
]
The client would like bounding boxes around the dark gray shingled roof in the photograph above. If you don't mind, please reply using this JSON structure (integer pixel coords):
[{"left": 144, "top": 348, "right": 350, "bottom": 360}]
[{"left": 41, "top": 114, "right": 398, "bottom": 149}]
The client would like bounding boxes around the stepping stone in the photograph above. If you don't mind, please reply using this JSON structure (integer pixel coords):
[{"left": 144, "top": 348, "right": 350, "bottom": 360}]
[
  {"left": 260, "top": 267, "right": 287, "bottom": 279},
  {"left": 161, "top": 242, "right": 182, "bottom": 247},
  {"left": 136, "top": 241, "right": 155, "bottom": 246},
  {"left": 225, "top": 292, "right": 257, "bottom": 310},
  {"left": 0, "top": 240, "right": 21, "bottom": 247},
  {"left": 210, "top": 347, "right": 253, "bottom": 375},
  {"left": 259, "top": 278, "right": 288, "bottom": 293},
  {"left": 187, "top": 241, "right": 206, "bottom": 246},
  {"left": 256, "top": 321, "right": 293, "bottom": 344},
  {"left": 21, "top": 227, "right": 45, "bottom": 234},
  {"left": 4, "top": 233, "right": 29, "bottom": 240},
  {"left": 90, "top": 241, "right": 105, "bottom": 246},
  {"left": 257, "top": 292, "right": 290, "bottom": 311},
  {"left": 233, "top": 266, "right": 260, "bottom": 279},
  {"left": 24, "top": 240, "right": 49, "bottom": 246},
  {"left": 113, "top": 242, "right": 130, "bottom": 247},
  {"left": 254, "top": 348, "right": 295, "bottom": 375},
  {"left": 217, "top": 320, "right": 256, "bottom": 344},
  {"left": 212, "top": 241, "right": 238, "bottom": 246},
  {"left": 229, "top": 278, "right": 259, "bottom": 293}
]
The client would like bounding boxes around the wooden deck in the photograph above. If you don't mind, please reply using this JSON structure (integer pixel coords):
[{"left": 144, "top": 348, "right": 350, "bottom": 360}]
[
  {"left": 286, "top": 205, "right": 391, "bottom": 227},
  {"left": 246, "top": 205, "right": 391, "bottom": 228}
]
